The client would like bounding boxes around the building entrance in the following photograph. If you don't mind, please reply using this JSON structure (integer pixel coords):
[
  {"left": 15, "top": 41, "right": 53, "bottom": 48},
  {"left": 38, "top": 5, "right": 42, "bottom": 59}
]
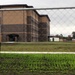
[{"left": 7, "top": 34, "right": 19, "bottom": 42}]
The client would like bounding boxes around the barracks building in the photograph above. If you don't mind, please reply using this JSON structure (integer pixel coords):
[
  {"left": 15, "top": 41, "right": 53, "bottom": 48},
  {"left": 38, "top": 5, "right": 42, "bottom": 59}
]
[{"left": 0, "top": 4, "right": 50, "bottom": 42}]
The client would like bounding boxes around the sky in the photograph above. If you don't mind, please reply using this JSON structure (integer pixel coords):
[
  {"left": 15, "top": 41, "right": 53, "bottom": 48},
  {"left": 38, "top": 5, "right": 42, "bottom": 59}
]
[
  {"left": 0, "top": 0, "right": 75, "bottom": 8},
  {"left": 0, "top": 0, "right": 75, "bottom": 36}
]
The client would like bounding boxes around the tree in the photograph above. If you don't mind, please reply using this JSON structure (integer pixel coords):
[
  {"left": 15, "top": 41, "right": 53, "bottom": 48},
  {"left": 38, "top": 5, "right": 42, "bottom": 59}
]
[
  {"left": 72, "top": 32, "right": 75, "bottom": 39},
  {"left": 67, "top": 35, "right": 72, "bottom": 41},
  {"left": 59, "top": 34, "right": 63, "bottom": 39},
  {"left": 55, "top": 34, "right": 59, "bottom": 37}
]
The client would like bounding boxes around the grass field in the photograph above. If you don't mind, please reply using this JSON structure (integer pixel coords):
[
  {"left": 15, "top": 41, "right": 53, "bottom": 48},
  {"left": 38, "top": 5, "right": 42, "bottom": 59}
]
[
  {"left": 1, "top": 42, "right": 75, "bottom": 52},
  {"left": 0, "top": 54, "right": 75, "bottom": 75}
]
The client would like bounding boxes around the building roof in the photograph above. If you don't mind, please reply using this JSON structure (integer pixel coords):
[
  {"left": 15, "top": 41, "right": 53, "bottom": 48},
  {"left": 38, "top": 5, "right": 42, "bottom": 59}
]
[{"left": 0, "top": 4, "right": 33, "bottom": 8}]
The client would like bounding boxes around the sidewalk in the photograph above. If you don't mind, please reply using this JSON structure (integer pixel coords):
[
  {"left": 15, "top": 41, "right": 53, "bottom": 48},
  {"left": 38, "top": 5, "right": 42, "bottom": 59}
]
[{"left": 0, "top": 51, "right": 75, "bottom": 54}]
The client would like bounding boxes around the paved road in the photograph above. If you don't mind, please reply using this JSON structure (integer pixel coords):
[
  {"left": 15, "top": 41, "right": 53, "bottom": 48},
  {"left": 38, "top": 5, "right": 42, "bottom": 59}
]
[{"left": 0, "top": 51, "right": 75, "bottom": 54}]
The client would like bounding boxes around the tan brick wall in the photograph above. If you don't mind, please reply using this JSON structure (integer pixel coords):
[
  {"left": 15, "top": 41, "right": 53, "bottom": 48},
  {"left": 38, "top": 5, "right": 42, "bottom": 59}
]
[
  {"left": 32, "top": 11, "right": 36, "bottom": 20},
  {"left": 35, "top": 13, "right": 39, "bottom": 22},
  {"left": 0, "top": 11, "right": 2, "bottom": 17},
  {"left": 29, "top": 11, "right": 39, "bottom": 22},
  {"left": 3, "top": 10, "right": 25, "bottom": 24},
  {"left": 0, "top": 11, "right": 1, "bottom": 23},
  {"left": 0, "top": 37, "right": 1, "bottom": 42},
  {"left": 27, "top": 10, "right": 33, "bottom": 16},
  {"left": 0, "top": 34, "right": 1, "bottom": 42},
  {"left": 24, "top": 11, "right": 27, "bottom": 24},
  {"left": 0, "top": 33, "right": 1, "bottom": 42},
  {"left": 40, "top": 16, "right": 49, "bottom": 23},
  {"left": 27, "top": 10, "right": 39, "bottom": 22},
  {"left": 33, "top": 11, "right": 39, "bottom": 22},
  {"left": 0, "top": 11, "right": 2, "bottom": 42}
]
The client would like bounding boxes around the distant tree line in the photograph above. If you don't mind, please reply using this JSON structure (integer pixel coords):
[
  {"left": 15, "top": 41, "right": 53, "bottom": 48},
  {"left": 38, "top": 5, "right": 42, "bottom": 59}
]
[{"left": 72, "top": 32, "right": 75, "bottom": 39}]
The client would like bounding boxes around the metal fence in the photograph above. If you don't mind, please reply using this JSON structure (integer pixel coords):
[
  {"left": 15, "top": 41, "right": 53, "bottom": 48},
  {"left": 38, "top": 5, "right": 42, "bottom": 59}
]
[
  {"left": 38, "top": 7, "right": 75, "bottom": 41},
  {"left": 0, "top": 7, "right": 75, "bottom": 42},
  {"left": 0, "top": 7, "right": 75, "bottom": 75}
]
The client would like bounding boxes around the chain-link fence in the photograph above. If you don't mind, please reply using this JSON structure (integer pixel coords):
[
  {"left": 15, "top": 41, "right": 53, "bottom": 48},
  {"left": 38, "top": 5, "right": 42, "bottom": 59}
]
[
  {"left": 0, "top": 7, "right": 75, "bottom": 42},
  {"left": 39, "top": 8, "right": 75, "bottom": 35},
  {"left": 38, "top": 7, "right": 75, "bottom": 42},
  {"left": 0, "top": 6, "right": 75, "bottom": 75}
]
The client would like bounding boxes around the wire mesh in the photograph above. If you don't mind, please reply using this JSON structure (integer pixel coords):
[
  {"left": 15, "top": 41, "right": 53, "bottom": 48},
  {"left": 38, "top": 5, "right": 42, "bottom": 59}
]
[
  {"left": 0, "top": 6, "right": 75, "bottom": 75},
  {"left": 0, "top": 7, "right": 75, "bottom": 42},
  {"left": 38, "top": 8, "right": 75, "bottom": 37}
]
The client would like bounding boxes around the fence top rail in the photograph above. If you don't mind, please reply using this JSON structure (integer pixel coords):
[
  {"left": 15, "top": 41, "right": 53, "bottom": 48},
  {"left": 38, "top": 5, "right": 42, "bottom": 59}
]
[{"left": 0, "top": 7, "right": 75, "bottom": 11}]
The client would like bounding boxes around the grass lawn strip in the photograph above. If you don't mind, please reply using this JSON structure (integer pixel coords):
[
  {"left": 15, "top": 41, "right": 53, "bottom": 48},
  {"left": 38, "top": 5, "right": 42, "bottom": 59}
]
[
  {"left": 0, "top": 54, "right": 75, "bottom": 75},
  {"left": 1, "top": 42, "right": 75, "bottom": 52}
]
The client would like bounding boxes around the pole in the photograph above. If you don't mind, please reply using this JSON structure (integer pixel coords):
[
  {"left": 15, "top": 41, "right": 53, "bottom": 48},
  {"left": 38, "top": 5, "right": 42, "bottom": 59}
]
[{"left": 0, "top": 7, "right": 75, "bottom": 11}]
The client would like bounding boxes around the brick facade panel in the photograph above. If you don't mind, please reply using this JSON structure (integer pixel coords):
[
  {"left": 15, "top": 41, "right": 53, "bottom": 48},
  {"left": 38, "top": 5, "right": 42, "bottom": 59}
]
[
  {"left": 2, "top": 25, "right": 24, "bottom": 32},
  {"left": 27, "top": 16, "right": 32, "bottom": 24},
  {"left": 38, "top": 23, "right": 47, "bottom": 28},
  {"left": 27, "top": 25, "right": 31, "bottom": 32},
  {"left": 38, "top": 35, "right": 48, "bottom": 41},
  {"left": 0, "top": 11, "right": 1, "bottom": 17},
  {"left": 27, "top": 33, "right": 31, "bottom": 42},
  {"left": 3, "top": 11, "right": 24, "bottom": 24},
  {"left": 39, "top": 29, "right": 47, "bottom": 34}
]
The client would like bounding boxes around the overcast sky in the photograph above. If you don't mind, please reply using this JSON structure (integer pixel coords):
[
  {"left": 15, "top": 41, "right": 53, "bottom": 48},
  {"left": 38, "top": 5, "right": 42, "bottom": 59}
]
[
  {"left": 0, "top": 0, "right": 75, "bottom": 36},
  {"left": 0, "top": 0, "right": 75, "bottom": 8}
]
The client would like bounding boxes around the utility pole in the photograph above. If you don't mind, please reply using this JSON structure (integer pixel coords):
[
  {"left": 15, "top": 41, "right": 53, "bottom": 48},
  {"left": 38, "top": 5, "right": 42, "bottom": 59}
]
[
  {"left": 0, "top": 17, "right": 1, "bottom": 51},
  {"left": 0, "top": 10, "right": 1, "bottom": 54}
]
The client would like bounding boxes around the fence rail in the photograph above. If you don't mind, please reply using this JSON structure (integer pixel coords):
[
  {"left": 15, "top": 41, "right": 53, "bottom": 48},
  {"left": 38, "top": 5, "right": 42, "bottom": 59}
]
[{"left": 0, "top": 7, "right": 75, "bottom": 11}]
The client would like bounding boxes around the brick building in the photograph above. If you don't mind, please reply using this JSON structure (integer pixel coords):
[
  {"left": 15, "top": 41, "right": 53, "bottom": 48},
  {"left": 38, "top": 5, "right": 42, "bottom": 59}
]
[{"left": 0, "top": 4, "right": 50, "bottom": 42}]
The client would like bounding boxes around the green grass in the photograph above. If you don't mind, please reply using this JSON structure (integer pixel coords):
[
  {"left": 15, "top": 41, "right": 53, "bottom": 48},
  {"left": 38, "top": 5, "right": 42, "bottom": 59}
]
[
  {"left": 0, "top": 54, "right": 75, "bottom": 75},
  {"left": 1, "top": 42, "right": 75, "bottom": 52}
]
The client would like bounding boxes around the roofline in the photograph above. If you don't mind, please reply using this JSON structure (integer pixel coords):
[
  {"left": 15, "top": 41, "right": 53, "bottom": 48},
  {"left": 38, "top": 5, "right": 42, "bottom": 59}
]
[
  {"left": 40, "top": 15, "right": 50, "bottom": 21},
  {"left": 0, "top": 4, "right": 33, "bottom": 8}
]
